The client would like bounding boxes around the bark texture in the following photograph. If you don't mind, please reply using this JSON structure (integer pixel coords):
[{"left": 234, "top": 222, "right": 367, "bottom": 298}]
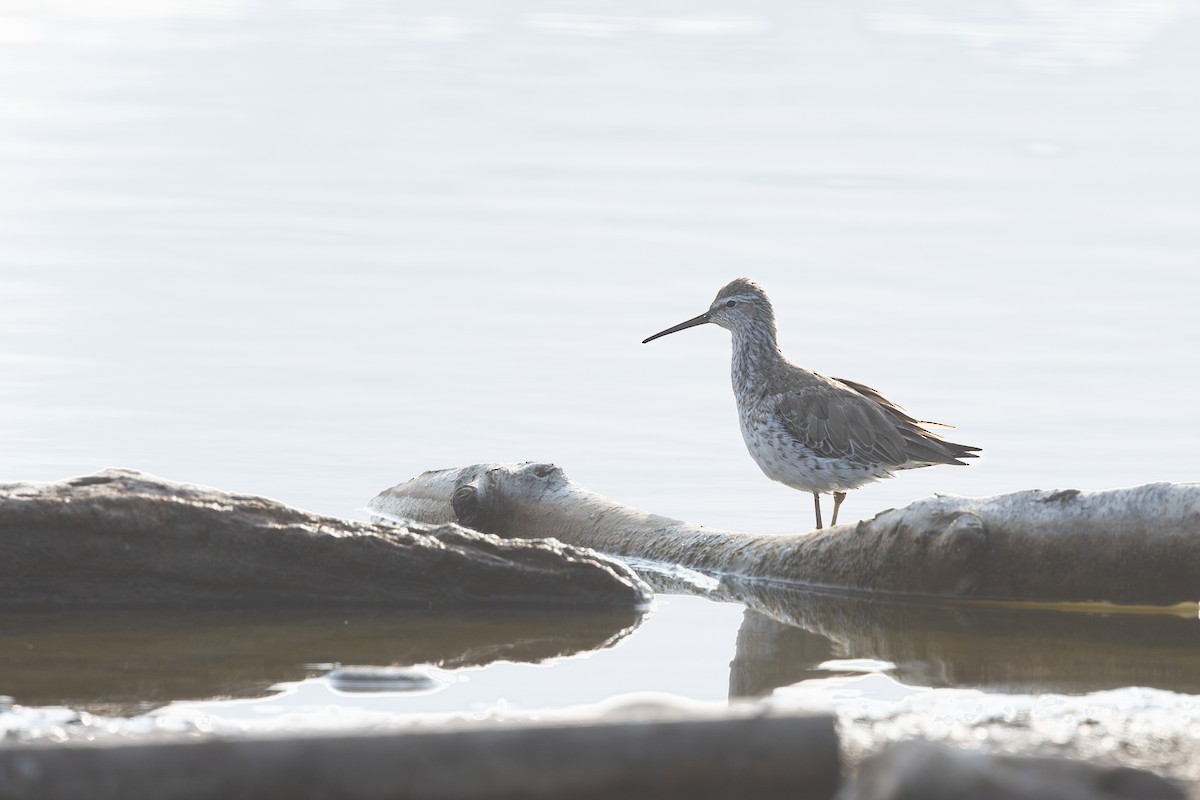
[
  {"left": 370, "top": 462, "right": 1200, "bottom": 605},
  {"left": 0, "top": 469, "right": 650, "bottom": 609},
  {"left": 0, "top": 710, "right": 839, "bottom": 800}
]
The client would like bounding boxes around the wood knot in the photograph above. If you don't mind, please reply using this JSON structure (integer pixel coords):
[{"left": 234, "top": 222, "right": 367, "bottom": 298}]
[
  {"left": 1042, "top": 489, "right": 1081, "bottom": 504},
  {"left": 519, "top": 462, "right": 564, "bottom": 481},
  {"left": 451, "top": 482, "right": 482, "bottom": 526}
]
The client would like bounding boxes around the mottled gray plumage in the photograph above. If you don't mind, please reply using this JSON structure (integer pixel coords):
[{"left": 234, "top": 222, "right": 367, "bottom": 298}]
[{"left": 643, "top": 278, "right": 980, "bottom": 529}]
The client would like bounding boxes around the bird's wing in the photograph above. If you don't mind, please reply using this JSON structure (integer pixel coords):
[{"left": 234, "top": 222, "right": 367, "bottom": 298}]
[
  {"left": 832, "top": 376, "right": 940, "bottom": 427},
  {"left": 771, "top": 380, "right": 911, "bottom": 467},
  {"left": 831, "top": 376, "right": 982, "bottom": 465}
]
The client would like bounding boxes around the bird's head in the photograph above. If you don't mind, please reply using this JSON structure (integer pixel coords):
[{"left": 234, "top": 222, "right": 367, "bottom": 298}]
[{"left": 642, "top": 278, "right": 776, "bottom": 343}]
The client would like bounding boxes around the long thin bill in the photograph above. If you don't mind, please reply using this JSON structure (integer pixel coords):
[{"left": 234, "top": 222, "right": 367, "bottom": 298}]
[{"left": 642, "top": 313, "right": 710, "bottom": 344}]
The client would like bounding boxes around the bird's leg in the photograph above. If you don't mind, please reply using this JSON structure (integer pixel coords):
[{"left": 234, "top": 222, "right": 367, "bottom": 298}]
[
  {"left": 812, "top": 492, "right": 823, "bottom": 530},
  {"left": 831, "top": 491, "right": 846, "bottom": 527}
]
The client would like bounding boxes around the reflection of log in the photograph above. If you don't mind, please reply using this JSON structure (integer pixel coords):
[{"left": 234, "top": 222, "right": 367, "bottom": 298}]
[
  {"left": 0, "top": 469, "right": 650, "bottom": 609},
  {"left": 719, "top": 579, "right": 1200, "bottom": 696},
  {"left": 370, "top": 462, "right": 1200, "bottom": 605},
  {"left": 0, "top": 710, "right": 840, "bottom": 800},
  {"left": 0, "top": 606, "right": 642, "bottom": 715},
  {"left": 728, "top": 609, "right": 834, "bottom": 700}
]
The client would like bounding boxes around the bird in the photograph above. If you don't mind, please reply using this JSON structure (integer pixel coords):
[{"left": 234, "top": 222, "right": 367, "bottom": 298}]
[{"left": 642, "top": 278, "right": 980, "bottom": 530}]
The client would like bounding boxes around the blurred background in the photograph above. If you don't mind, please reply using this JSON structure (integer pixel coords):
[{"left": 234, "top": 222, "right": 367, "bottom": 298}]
[{"left": 2, "top": 0, "right": 1198, "bottom": 532}]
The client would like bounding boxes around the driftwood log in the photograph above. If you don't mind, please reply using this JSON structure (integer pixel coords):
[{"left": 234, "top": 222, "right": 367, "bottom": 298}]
[
  {"left": 369, "top": 462, "right": 1200, "bottom": 606},
  {"left": 0, "top": 709, "right": 840, "bottom": 800},
  {"left": 0, "top": 710, "right": 1185, "bottom": 800},
  {"left": 0, "top": 469, "right": 650, "bottom": 609},
  {"left": 836, "top": 739, "right": 1184, "bottom": 800}
]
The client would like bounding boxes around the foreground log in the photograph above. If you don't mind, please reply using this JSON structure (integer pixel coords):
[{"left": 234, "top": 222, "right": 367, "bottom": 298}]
[
  {"left": 837, "top": 739, "right": 1184, "bottom": 800},
  {"left": 0, "top": 469, "right": 650, "bottom": 609},
  {"left": 0, "top": 709, "right": 840, "bottom": 800},
  {"left": 369, "top": 462, "right": 1200, "bottom": 605}
]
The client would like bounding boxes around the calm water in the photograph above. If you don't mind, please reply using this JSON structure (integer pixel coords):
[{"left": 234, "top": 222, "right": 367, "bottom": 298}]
[{"left": 2, "top": 0, "right": 1199, "bottom": 753}]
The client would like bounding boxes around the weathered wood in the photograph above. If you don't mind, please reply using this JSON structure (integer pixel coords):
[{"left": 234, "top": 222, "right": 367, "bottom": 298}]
[
  {"left": 0, "top": 710, "right": 840, "bottom": 800},
  {"left": 0, "top": 469, "right": 650, "bottom": 609},
  {"left": 369, "top": 462, "right": 1200, "bottom": 605},
  {"left": 837, "top": 739, "right": 1184, "bottom": 800}
]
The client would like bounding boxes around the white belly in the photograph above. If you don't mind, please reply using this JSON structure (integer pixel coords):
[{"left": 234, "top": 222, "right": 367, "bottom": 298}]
[{"left": 738, "top": 407, "right": 890, "bottom": 495}]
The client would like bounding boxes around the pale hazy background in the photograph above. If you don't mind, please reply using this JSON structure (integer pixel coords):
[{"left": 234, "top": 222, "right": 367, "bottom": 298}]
[{"left": 3, "top": 1, "right": 1198, "bottom": 533}]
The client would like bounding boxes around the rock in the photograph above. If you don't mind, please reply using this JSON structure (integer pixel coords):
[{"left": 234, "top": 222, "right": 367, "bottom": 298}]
[
  {"left": 370, "top": 462, "right": 1200, "bottom": 605},
  {"left": 0, "top": 709, "right": 840, "bottom": 800},
  {"left": 325, "top": 666, "right": 439, "bottom": 693},
  {"left": 836, "top": 740, "right": 1184, "bottom": 800},
  {"left": 0, "top": 469, "right": 651, "bottom": 610}
]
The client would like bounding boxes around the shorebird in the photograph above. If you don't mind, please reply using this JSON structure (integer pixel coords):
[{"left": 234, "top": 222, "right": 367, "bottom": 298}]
[{"left": 643, "top": 278, "right": 980, "bottom": 529}]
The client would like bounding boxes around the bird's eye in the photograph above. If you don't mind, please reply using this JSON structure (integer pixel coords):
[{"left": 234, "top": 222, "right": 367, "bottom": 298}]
[{"left": 725, "top": 300, "right": 736, "bottom": 308}]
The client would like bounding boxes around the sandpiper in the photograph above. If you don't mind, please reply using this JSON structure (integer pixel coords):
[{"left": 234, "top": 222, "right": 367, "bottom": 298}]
[{"left": 643, "top": 278, "right": 980, "bottom": 529}]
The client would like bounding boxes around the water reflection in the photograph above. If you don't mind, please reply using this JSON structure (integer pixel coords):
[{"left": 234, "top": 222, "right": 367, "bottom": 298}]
[
  {"left": 0, "top": 607, "right": 643, "bottom": 715},
  {"left": 3, "top": 584, "right": 1198, "bottom": 725},
  {"left": 720, "top": 579, "right": 1200, "bottom": 698},
  {"left": 729, "top": 608, "right": 835, "bottom": 699}
]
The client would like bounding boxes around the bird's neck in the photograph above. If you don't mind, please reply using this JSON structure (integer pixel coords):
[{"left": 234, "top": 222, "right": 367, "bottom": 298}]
[{"left": 729, "top": 322, "right": 782, "bottom": 395}]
